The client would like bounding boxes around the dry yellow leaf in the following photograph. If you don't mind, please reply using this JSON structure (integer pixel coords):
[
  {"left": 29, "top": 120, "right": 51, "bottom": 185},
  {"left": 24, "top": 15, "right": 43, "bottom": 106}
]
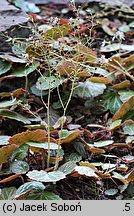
[{"left": 0, "top": 144, "right": 17, "bottom": 164}]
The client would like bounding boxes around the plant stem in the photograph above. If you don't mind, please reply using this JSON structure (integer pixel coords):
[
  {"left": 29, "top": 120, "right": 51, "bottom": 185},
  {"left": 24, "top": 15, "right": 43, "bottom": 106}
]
[
  {"left": 25, "top": 75, "right": 28, "bottom": 91},
  {"left": 47, "top": 79, "right": 51, "bottom": 168},
  {"left": 42, "top": 150, "right": 46, "bottom": 170},
  {"left": 54, "top": 78, "right": 76, "bottom": 170}
]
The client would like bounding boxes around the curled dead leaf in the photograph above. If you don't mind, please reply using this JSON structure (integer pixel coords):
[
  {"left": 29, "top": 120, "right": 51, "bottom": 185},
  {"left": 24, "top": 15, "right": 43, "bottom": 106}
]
[
  {"left": 74, "top": 43, "right": 97, "bottom": 63},
  {"left": 59, "top": 130, "right": 83, "bottom": 144},
  {"left": 113, "top": 80, "right": 130, "bottom": 89},
  {"left": 112, "top": 96, "right": 134, "bottom": 121},
  {"left": 9, "top": 129, "right": 47, "bottom": 146},
  {"left": 0, "top": 174, "right": 21, "bottom": 183},
  {"left": 87, "top": 77, "right": 112, "bottom": 84},
  {"left": 0, "top": 144, "right": 17, "bottom": 164}
]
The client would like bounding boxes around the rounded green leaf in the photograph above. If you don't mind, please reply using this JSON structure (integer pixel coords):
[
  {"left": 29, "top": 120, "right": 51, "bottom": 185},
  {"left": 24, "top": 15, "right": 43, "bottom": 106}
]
[
  {"left": 12, "top": 62, "right": 39, "bottom": 77},
  {"left": 73, "top": 81, "right": 106, "bottom": 99},
  {"left": 119, "top": 90, "right": 134, "bottom": 103},
  {"left": 12, "top": 0, "right": 40, "bottom": 13},
  {"left": 25, "top": 124, "right": 47, "bottom": 130},
  {"left": 73, "top": 141, "right": 87, "bottom": 159},
  {"left": 12, "top": 43, "right": 27, "bottom": 58},
  {"left": 102, "top": 92, "right": 122, "bottom": 114},
  {"left": 0, "top": 187, "right": 16, "bottom": 200},
  {"left": 37, "top": 191, "right": 62, "bottom": 200},
  {"left": 30, "top": 84, "right": 48, "bottom": 96},
  {"left": 125, "top": 136, "right": 134, "bottom": 144},
  {"left": 129, "top": 21, "right": 134, "bottom": 28},
  {"left": 87, "top": 67, "right": 115, "bottom": 80},
  {"left": 0, "top": 99, "right": 18, "bottom": 109},
  {"left": 105, "top": 189, "right": 118, "bottom": 196},
  {"left": 118, "top": 184, "right": 128, "bottom": 193},
  {"left": 59, "top": 129, "right": 70, "bottom": 138},
  {"left": 109, "top": 120, "right": 122, "bottom": 130},
  {"left": 36, "top": 76, "right": 63, "bottom": 91},
  {"left": 65, "top": 152, "right": 82, "bottom": 162},
  {"left": 94, "top": 140, "right": 114, "bottom": 147},
  {"left": 58, "top": 161, "right": 76, "bottom": 175},
  {"left": 0, "top": 109, "right": 31, "bottom": 124},
  {"left": 26, "top": 141, "right": 59, "bottom": 150},
  {"left": 123, "top": 123, "right": 134, "bottom": 135},
  {"left": 101, "top": 43, "right": 134, "bottom": 52},
  {"left": 26, "top": 170, "right": 66, "bottom": 182},
  {"left": 75, "top": 166, "right": 99, "bottom": 178},
  {"left": 10, "top": 144, "right": 29, "bottom": 161},
  {"left": 11, "top": 160, "right": 29, "bottom": 174},
  {"left": 15, "top": 181, "right": 45, "bottom": 199},
  {"left": 25, "top": 191, "right": 62, "bottom": 200},
  {"left": 118, "top": 25, "right": 130, "bottom": 32},
  {"left": 0, "top": 60, "right": 11, "bottom": 75},
  {"left": 0, "top": 54, "right": 27, "bottom": 63}
]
